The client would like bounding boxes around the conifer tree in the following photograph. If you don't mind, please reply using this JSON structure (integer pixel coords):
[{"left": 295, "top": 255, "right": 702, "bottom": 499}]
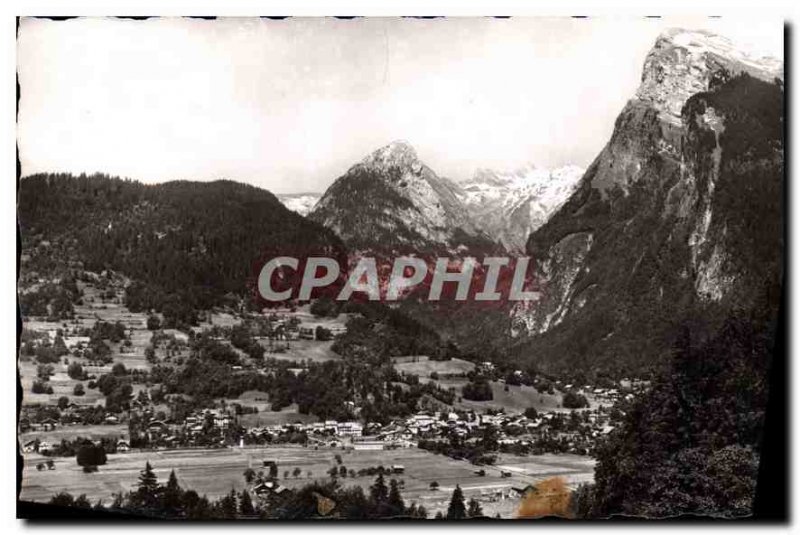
[
  {"left": 135, "top": 462, "right": 160, "bottom": 508},
  {"left": 239, "top": 489, "right": 255, "bottom": 516},
  {"left": 162, "top": 469, "right": 182, "bottom": 513},
  {"left": 187, "top": 495, "right": 213, "bottom": 520},
  {"left": 218, "top": 488, "right": 238, "bottom": 518},
  {"left": 467, "top": 497, "right": 484, "bottom": 518},
  {"left": 387, "top": 478, "right": 405, "bottom": 517},
  {"left": 110, "top": 492, "right": 124, "bottom": 510},
  {"left": 369, "top": 472, "right": 388, "bottom": 505},
  {"left": 446, "top": 485, "right": 466, "bottom": 519}
]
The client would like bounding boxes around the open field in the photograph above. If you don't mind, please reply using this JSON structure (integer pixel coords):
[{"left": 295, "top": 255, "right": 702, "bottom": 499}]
[
  {"left": 260, "top": 339, "right": 340, "bottom": 363},
  {"left": 282, "top": 305, "right": 352, "bottom": 330},
  {"left": 19, "top": 360, "right": 105, "bottom": 407},
  {"left": 437, "top": 378, "right": 567, "bottom": 414},
  {"left": 204, "top": 312, "right": 239, "bottom": 328},
  {"left": 72, "top": 287, "right": 153, "bottom": 371},
  {"left": 237, "top": 410, "right": 318, "bottom": 428},
  {"left": 20, "top": 445, "right": 594, "bottom": 518},
  {"left": 392, "top": 356, "right": 475, "bottom": 377},
  {"left": 226, "top": 392, "right": 320, "bottom": 427},
  {"left": 235, "top": 397, "right": 319, "bottom": 427}
]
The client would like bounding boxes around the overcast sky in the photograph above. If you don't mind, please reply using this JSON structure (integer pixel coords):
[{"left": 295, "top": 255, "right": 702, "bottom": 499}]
[{"left": 17, "top": 17, "right": 783, "bottom": 194}]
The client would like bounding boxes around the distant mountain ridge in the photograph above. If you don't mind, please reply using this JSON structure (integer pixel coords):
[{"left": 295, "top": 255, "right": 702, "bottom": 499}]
[
  {"left": 308, "top": 141, "right": 585, "bottom": 255},
  {"left": 457, "top": 164, "right": 584, "bottom": 252},
  {"left": 277, "top": 193, "right": 321, "bottom": 216}
]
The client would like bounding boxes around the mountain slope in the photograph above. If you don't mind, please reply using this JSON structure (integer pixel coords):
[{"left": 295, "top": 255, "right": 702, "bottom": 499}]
[
  {"left": 18, "top": 174, "right": 346, "bottom": 317},
  {"left": 309, "top": 141, "right": 499, "bottom": 255},
  {"left": 457, "top": 164, "right": 584, "bottom": 252},
  {"left": 509, "top": 29, "right": 783, "bottom": 376}
]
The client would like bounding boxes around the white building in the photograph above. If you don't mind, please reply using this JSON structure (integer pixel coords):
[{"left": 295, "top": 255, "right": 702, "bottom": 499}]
[
  {"left": 337, "top": 421, "right": 363, "bottom": 437},
  {"left": 408, "top": 413, "right": 435, "bottom": 428},
  {"left": 353, "top": 441, "right": 384, "bottom": 451}
]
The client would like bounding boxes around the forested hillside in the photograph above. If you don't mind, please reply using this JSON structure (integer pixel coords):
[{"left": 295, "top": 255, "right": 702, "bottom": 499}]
[
  {"left": 17, "top": 174, "right": 347, "bottom": 323},
  {"left": 579, "top": 303, "right": 775, "bottom": 518}
]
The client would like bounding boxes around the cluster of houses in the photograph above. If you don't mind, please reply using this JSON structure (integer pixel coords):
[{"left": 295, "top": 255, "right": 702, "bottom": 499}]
[
  {"left": 243, "top": 419, "right": 367, "bottom": 447},
  {"left": 237, "top": 407, "right": 618, "bottom": 456},
  {"left": 19, "top": 405, "right": 123, "bottom": 432},
  {"left": 134, "top": 408, "right": 236, "bottom": 448},
  {"left": 252, "top": 313, "right": 347, "bottom": 344},
  {"left": 20, "top": 399, "right": 623, "bottom": 464},
  {"left": 21, "top": 436, "right": 131, "bottom": 455},
  {"left": 21, "top": 401, "right": 620, "bottom": 459}
]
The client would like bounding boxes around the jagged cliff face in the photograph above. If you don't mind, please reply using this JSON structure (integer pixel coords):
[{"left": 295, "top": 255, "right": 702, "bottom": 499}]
[
  {"left": 636, "top": 29, "right": 783, "bottom": 126},
  {"left": 511, "top": 29, "right": 783, "bottom": 375},
  {"left": 310, "top": 141, "right": 497, "bottom": 254},
  {"left": 457, "top": 165, "right": 584, "bottom": 252}
]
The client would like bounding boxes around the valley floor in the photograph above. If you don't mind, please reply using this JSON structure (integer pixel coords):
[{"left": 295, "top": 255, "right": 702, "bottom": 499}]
[{"left": 20, "top": 445, "right": 595, "bottom": 519}]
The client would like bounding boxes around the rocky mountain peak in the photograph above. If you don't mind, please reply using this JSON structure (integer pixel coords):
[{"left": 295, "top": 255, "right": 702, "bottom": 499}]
[
  {"left": 636, "top": 28, "right": 783, "bottom": 125},
  {"left": 359, "top": 140, "right": 421, "bottom": 172},
  {"left": 310, "top": 141, "right": 494, "bottom": 254}
]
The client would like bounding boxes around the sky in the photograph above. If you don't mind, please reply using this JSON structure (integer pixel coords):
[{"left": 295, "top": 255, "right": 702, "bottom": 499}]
[{"left": 17, "top": 17, "right": 783, "bottom": 194}]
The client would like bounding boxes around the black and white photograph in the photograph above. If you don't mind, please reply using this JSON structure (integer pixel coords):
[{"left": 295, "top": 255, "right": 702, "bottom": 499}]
[{"left": 14, "top": 14, "right": 787, "bottom": 521}]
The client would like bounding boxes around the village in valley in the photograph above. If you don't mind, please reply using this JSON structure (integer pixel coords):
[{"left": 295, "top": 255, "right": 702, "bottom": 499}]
[{"left": 18, "top": 265, "right": 648, "bottom": 518}]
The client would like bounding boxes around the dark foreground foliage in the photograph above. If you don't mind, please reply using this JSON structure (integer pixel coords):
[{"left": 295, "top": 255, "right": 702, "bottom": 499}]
[
  {"left": 45, "top": 462, "right": 454, "bottom": 520},
  {"left": 576, "top": 307, "right": 775, "bottom": 518}
]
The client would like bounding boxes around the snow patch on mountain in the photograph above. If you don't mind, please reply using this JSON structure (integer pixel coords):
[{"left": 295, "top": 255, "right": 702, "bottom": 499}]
[
  {"left": 636, "top": 28, "right": 783, "bottom": 125},
  {"left": 277, "top": 193, "right": 321, "bottom": 216},
  {"left": 457, "top": 164, "right": 584, "bottom": 252}
]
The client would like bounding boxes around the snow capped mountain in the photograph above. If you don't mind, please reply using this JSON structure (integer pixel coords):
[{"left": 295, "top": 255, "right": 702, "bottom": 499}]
[
  {"left": 636, "top": 28, "right": 783, "bottom": 126},
  {"left": 289, "top": 143, "right": 582, "bottom": 254},
  {"left": 508, "top": 28, "right": 783, "bottom": 374},
  {"left": 457, "top": 164, "right": 584, "bottom": 252},
  {"left": 310, "top": 140, "right": 496, "bottom": 254},
  {"left": 277, "top": 193, "right": 321, "bottom": 216}
]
